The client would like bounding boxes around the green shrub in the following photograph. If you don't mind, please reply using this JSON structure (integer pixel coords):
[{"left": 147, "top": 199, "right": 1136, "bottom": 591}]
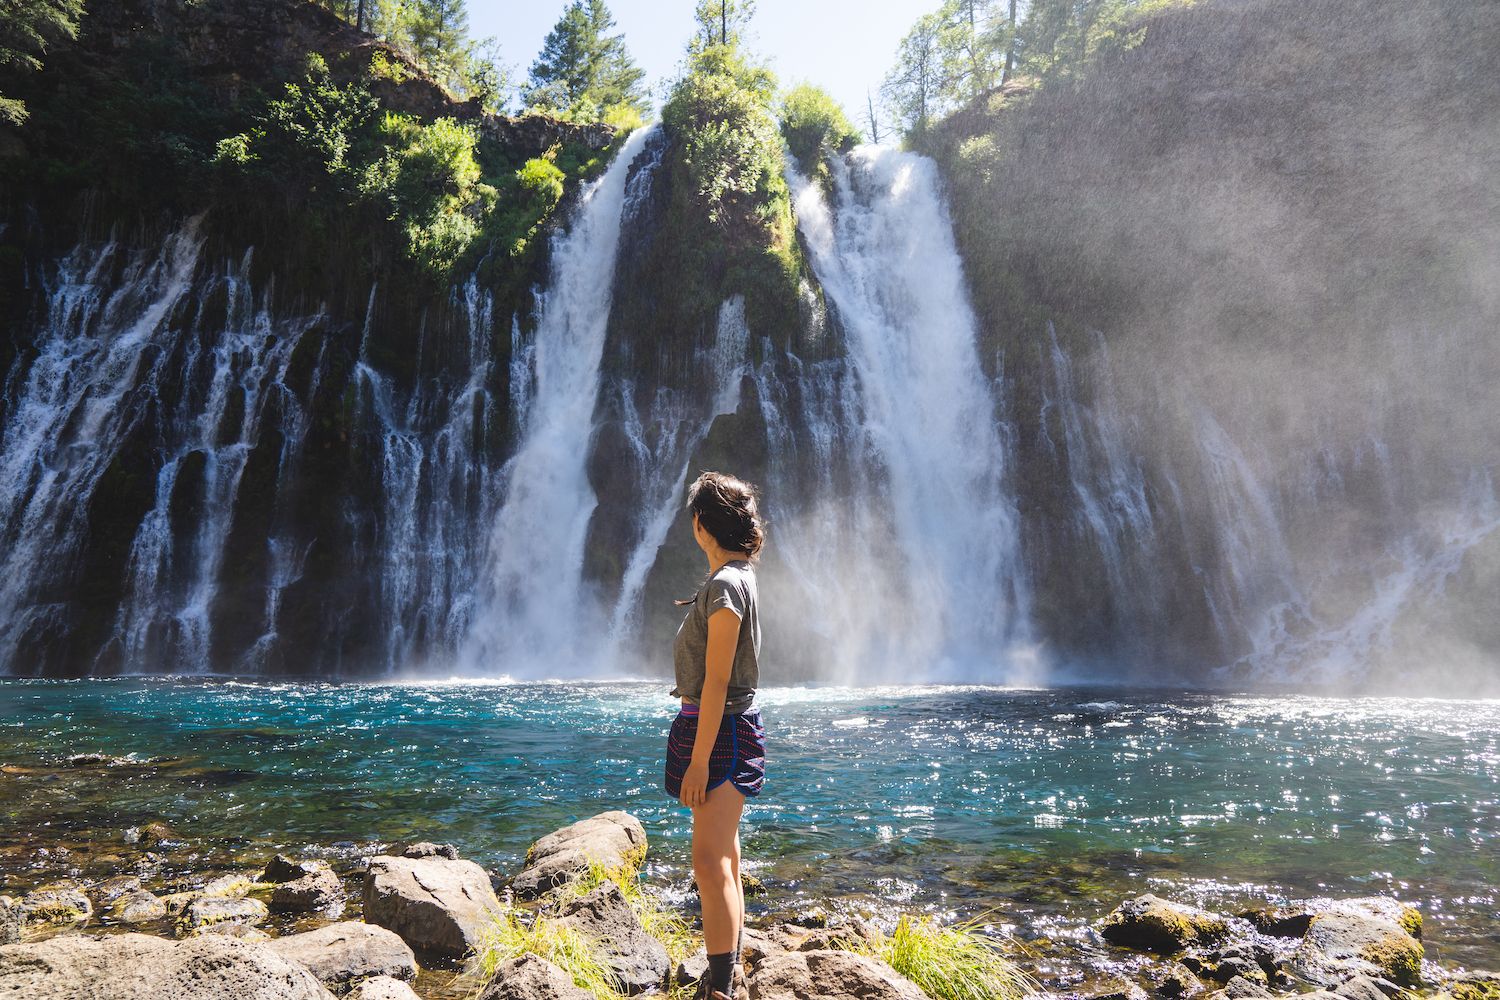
[
  {"left": 517, "top": 156, "right": 566, "bottom": 206},
  {"left": 663, "top": 71, "right": 782, "bottom": 226},
  {"left": 779, "top": 83, "right": 861, "bottom": 173}
]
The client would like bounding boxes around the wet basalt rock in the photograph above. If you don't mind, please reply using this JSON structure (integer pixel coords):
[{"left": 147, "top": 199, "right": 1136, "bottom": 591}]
[{"left": 1100, "top": 895, "right": 1231, "bottom": 954}]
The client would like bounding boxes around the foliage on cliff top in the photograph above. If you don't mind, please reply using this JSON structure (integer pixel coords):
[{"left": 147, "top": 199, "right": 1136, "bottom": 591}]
[
  {"left": 213, "top": 51, "right": 620, "bottom": 279},
  {"left": 523, "top": 0, "right": 649, "bottom": 126},
  {"left": 650, "top": 30, "right": 804, "bottom": 340},
  {"left": 779, "top": 84, "right": 861, "bottom": 176}
]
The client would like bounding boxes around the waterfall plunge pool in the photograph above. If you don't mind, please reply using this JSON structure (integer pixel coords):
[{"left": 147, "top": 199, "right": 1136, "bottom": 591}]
[{"left": 1, "top": 680, "right": 1495, "bottom": 978}]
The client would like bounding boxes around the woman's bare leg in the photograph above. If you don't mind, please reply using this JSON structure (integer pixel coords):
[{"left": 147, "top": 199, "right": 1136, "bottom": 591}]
[{"left": 692, "top": 781, "right": 746, "bottom": 957}]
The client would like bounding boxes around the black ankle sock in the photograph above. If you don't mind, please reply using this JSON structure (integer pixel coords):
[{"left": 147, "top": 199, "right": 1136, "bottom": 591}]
[{"left": 707, "top": 951, "right": 735, "bottom": 995}]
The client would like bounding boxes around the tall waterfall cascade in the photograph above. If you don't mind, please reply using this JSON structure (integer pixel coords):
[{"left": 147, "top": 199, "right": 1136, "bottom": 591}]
[{"left": 771, "top": 148, "right": 1035, "bottom": 682}]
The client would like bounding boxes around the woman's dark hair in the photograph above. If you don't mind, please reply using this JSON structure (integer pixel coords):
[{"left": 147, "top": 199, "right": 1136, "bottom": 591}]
[{"left": 674, "top": 471, "right": 765, "bottom": 605}]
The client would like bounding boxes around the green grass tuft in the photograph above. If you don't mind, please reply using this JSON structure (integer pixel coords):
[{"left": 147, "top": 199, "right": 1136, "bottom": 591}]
[
  {"left": 854, "top": 914, "right": 1036, "bottom": 1000},
  {"left": 470, "top": 908, "right": 621, "bottom": 999}
]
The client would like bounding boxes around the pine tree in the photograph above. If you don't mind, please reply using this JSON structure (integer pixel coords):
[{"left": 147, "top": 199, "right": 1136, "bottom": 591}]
[
  {"left": 408, "top": 0, "right": 469, "bottom": 89},
  {"left": 524, "top": 0, "right": 646, "bottom": 120},
  {"left": 691, "top": 0, "right": 757, "bottom": 52}
]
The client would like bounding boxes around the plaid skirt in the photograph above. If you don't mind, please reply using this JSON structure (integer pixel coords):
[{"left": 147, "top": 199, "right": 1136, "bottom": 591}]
[{"left": 664, "top": 704, "right": 766, "bottom": 799}]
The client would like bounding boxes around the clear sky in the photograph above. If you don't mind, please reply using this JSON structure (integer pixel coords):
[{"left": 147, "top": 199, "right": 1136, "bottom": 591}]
[{"left": 467, "top": 0, "right": 941, "bottom": 131}]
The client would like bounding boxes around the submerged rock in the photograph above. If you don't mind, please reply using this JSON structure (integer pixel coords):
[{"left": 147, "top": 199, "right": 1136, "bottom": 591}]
[
  {"left": 267, "top": 921, "right": 417, "bottom": 994},
  {"left": 363, "top": 854, "right": 501, "bottom": 959},
  {"left": 202, "top": 872, "right": 262, "bottom": 898},
  {"left": 91, "top": 875, "right": 143, "bottom": 907},
  {"left": 0, "top": 932, "right": 335, "bottom": 999},
  {"left": 1100, "top": 895, "right": 1229, "bottom": 954},
  {"left": 747, "top": 949, "right": 929, "bottom": 1000},
  {"left": 558, "top": 882, "right": 669, "bottom": 995},
  {"left": 512, "top": 812, "right": 646, "bottom": 899},
  {"left": 477, "top": 952, "right": 594, "bottom": 1000},
  {"left": 1290, "top": 899, "right": 1424, "bottom": 986}
]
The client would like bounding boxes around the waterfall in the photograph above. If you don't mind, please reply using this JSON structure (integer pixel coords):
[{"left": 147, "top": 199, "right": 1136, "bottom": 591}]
[
  {"left": 777, "top": 147, "right": 1034, "bottom": 681},
  {"left": 459, "top": 126, "right": 656, "bottom": 677}
]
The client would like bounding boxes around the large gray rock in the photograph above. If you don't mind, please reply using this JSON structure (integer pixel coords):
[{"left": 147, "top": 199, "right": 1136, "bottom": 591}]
[
  {"left": 19, "top": 882, "right": 93, "bottom": 930},
  {"left": 1099, "top": 895, "right": 1230, "bottom": 954},
  {"left": 271, "top": 864, "right": 346, "bottom": 916},
  {"left": 349, "top": 977, "right": 421, "bottom": 1000},
  {"left": 363, "top": 854, "right": 501, "bottom": 958},
  {"left": 110, "top": 889, "right": 168, "bottom": 924},
  {"left": 0, "top": 898, "right": 20, "bottom": 945},
  {"left": 1291, "top": 900, "right": 1423, "bottom": 987},
  {"left": 0, "top": 932, "right": 336, "bottom": 999},
  {"left": 178, "top": 895, "right": 269, "bottom": 933},
  {"left": 558, "top": 882, "right": 669, "bottom": 995},
  {"left": 748, "top": 949, "right": 929, "bottom": 1000},
  {"left": 512, "top": 812, "right": 647, "bottom": 899},
  {"left": 267, "top": 922, "right": 417, "bottom": 995},
  {"left": 262, "top": 854, "right": 326, "bottom": 884},
  {"left": 477, "top": 953, "right": 595, "bottom": 1000}
]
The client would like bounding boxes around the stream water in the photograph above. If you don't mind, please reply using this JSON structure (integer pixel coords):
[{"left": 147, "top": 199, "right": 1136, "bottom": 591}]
[{"left": 2, "top": 680, "right": 1495, "bottom": 976}]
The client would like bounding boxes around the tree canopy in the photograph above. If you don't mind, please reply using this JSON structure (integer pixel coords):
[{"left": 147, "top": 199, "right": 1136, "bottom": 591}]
[
  {"left": 523, "top": 0, "right": 648, "bottom": 123},
  {"left": 0, "top": 0, "right": 85, "bottom": 125}
]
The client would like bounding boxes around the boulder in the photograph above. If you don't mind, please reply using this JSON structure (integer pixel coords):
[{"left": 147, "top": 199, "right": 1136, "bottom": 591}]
[
  {"left": 1236, "top": 907, "right": 1314, "bottom": 939},
  {"left": 477, "top": 952, "right": 595, "bottom": 1000},
  {"left": 20, "top": 882, "right": 93, "bottom": 929},
  {"left": 271, "top": 865, "right": 346, "bottom": 916},
  {"left": 178, "top": 896, "right": 270, "bottom": 933},
  {"left": 193, "top": 923, "right": 272, "bottom": 941},
  {"left": 1099, "top": 895, "right": 1229, "bottom": 954},
  {"left": 1081, "top": 979, "right": 1151, "bottom": 1000},
  {"left": 676, "top": 949, "right": 710, "bottom": 988},
  {"left": 267, "top": 922, "right": 418, "bottom": 994},
  {"left": 0, "top": 899, "right": 19, "bottom": 945},
  {"left": 1182, "top": 941, "right": 1267, "bottom": 985},
  {"left": 1222, "top": 976, "right": 1273, "bottom": 999},
  {"left": 349, "top": 977, "right": 421, "bottom": 1000},
  {"left": 1291, "top": 900, "right": 1423, "bottom": 986},
  {"left": 1335, "top": 975, "right": 1400, "bottom": 1000},
  {"left": 0, "top": 932, "right": 336, "bottom": 999},
  {"left": 512, "top": 812, "right": 647, "bottom": 899},
  {"left": 111, "top": 889, "right": 168, "bottom": 924},
  {"left": 747, "top": 949, "right": 929, "bottom": 1000},
  {"left": 1151, "top": 962, "right": 1203, "bottom": 998},
  {"left": 263, "top": 854, "right": 326, "bottom": 884},
  {"left": 363, "top": 855, "right": 501, "bottom": 959},
  {"left": 557, "top": 882, "right": 669, "bottom": 995}
]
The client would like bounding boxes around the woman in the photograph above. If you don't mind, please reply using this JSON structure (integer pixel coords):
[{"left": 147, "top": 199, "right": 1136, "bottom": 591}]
[{"left": 664, "top": 471, "right": 767, "bottom": 1000}]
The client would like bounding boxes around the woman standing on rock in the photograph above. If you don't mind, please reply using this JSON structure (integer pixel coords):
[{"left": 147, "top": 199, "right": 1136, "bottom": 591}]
[{"left": 665, "top": 470, "right": 767, "bottom": 1000}]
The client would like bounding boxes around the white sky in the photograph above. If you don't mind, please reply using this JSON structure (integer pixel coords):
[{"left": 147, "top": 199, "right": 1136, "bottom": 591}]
[{"left": 467, "top": 0, "right": 942, "bottom": 128}]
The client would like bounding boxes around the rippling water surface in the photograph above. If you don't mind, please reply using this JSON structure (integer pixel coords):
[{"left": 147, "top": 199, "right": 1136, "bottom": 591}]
[{"left": 2, "top": 681, "right": 1497, "bottom": 972}]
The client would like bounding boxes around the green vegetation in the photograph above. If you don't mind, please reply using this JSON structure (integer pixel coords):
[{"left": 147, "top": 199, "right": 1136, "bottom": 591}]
[
  {"left": 882, "top": 0, "right": 1195, "bottom": 138},
  {"left": 212, "top": 53, "right": 614, "bottom": 279},
  {"left": 0, "top": 0, "right": 84, "bottom": 125},
  {"left": 311, "top": 0, "right": 509, "bottom": 108},
  {"left": 560, "top": 857, "right": 695, "bottom": 969},
  {"left": 779, "top": 83, "right": 860, "bottom": 175},
  {"left": 472, "top": 908, "right": 621, "bottom": 998},
  {"left": 523, "top": 0, "right": 648, "bottom": 125},
  {"left": 852, "top": 915, "right": 1036, "bottom": 1000}
]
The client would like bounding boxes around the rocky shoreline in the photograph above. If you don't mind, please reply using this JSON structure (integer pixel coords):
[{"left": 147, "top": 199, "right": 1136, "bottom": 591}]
[{"left": 1, "top": 808, "right": 1496, "bottom": 1000}]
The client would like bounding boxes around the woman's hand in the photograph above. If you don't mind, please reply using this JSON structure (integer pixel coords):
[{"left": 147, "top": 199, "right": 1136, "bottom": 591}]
[{"left": 680, "top": 758, "right": 710, "bottom": 809}]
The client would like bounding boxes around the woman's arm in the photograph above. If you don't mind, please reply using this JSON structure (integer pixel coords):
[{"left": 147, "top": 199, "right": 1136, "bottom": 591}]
[{"left": 680, "top": 606, "right": 741, "bottom": 809}]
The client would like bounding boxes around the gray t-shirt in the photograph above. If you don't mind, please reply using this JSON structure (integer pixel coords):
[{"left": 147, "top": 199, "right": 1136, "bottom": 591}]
[{"left": 670, "top": 559, "right": 760, "bottom": 714}]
